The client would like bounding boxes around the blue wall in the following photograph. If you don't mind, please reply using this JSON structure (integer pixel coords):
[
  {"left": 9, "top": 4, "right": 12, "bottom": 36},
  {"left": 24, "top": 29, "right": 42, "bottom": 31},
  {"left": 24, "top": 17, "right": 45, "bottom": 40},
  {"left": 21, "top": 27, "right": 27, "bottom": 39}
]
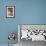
[
  {"left": 16, "top": 0, "right": 46, "bottom": 24},
  {"left": 0, "top": 0, "right": 46, "bottom": 44},
  {"left": 0, "top": 0, "right": 17, "bottom": 44}
]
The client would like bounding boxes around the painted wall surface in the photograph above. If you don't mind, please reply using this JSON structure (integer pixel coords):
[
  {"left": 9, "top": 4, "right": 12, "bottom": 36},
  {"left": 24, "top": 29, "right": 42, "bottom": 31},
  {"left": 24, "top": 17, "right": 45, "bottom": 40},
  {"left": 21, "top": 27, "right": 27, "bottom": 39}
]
[
  {"left": 16, "top": 0, "right": 46, "bottom": 24},
  {"left": 0, "top": 0, "right": 17, "bottom": 44},
  {"left": 0, "top": 0, "right": 46, "bottom": 44}
]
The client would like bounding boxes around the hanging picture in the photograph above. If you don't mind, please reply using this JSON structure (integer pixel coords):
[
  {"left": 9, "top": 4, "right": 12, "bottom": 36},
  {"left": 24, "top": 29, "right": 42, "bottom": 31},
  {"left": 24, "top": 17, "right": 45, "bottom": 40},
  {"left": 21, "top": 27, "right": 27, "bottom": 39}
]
[{"left": 6, "top": 6, "right": 15, "bottom": 18}]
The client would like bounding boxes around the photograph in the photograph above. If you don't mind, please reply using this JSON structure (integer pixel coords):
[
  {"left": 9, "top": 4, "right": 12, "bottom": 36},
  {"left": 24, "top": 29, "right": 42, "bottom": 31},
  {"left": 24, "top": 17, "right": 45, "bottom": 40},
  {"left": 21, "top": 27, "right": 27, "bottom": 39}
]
[{"left": 6, "top": 6, "right": 15, "bottom": 18}]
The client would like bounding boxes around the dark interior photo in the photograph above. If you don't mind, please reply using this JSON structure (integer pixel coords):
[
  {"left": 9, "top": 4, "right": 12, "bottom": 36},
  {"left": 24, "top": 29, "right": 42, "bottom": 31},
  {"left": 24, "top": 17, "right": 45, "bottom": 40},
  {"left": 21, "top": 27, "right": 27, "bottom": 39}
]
[{"left": 8, "top": 8, "right": 13, "bottom": 16}]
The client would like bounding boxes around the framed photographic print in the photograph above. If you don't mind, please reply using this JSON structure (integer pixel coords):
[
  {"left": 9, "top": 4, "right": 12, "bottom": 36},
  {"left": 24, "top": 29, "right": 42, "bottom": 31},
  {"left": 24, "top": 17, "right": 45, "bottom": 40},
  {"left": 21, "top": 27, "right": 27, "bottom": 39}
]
[{"left": 6, "top": 6, "right": 15, "bottom": 18}]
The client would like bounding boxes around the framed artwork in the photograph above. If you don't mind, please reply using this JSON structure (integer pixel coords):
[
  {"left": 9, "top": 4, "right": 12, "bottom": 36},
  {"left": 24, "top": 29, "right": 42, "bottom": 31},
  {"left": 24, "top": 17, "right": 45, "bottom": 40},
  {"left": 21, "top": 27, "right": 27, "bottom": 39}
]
[
  {"left": 6, "top": 6, "right": 15, "bottom": 18},
  {"left": 18, "top": 24, "right": 46, "bottom": 42}
]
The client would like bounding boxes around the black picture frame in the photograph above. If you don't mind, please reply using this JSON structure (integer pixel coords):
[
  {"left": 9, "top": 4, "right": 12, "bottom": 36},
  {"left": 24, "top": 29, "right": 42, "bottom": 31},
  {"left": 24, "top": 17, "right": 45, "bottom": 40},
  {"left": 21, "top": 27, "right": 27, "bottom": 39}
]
[{"left": 6, "top": 6, "right": 15, "bottom": 18}]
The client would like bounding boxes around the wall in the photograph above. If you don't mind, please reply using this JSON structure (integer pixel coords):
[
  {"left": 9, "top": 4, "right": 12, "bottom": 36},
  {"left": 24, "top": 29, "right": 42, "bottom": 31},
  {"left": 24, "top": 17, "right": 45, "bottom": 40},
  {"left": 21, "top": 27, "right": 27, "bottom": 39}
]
[
  {"left": 0, "top": 0, "right": 18, "bottom": 44},
  {"left": 0, "top": 0, "right": 46, "bottom": 44},
  {"left": 16, "top": 0, "right": 46, "bottom": 24}
]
